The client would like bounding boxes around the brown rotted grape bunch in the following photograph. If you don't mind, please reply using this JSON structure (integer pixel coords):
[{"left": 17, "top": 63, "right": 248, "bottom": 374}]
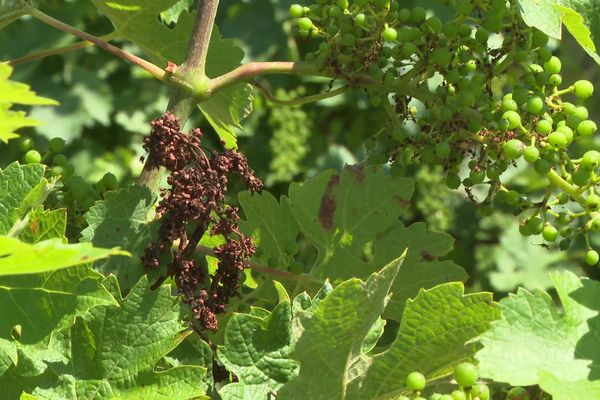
[{"left": 142, "top": 112, "right": 262, "bottom": 331}]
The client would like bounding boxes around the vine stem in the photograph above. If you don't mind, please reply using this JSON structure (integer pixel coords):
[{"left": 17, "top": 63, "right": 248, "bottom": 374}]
[
  {"left": 252, "top": 80, "right": 347, "bottom": 106},
  {"left": 180, "top": 0, "right": 220, "bottom": 78},
  {"left": 546, "top": 169, "right": 583, "bottom": 203},
  {"left": 28, "top": 8, "right": 166, "bottom": 81}
]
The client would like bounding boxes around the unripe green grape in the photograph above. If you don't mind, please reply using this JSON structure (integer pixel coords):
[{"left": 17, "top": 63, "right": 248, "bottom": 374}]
[
  {"left": 557, "top": 125, "right": 574, "bottom": 144},
  {"left": 562, "top": 102, "right": 576, "bottom": 116},
  {"left": 574, "top": 106, "right": 589, "bottom": 120},
  {"left": 354, "top": 13, "right": 366, "bottom": 26},
  {"left": 543, "top": 56, "right": 561, "bottom": 74},
  {"left": 425, "top": 16, "right": 442, "bottom": 33},
  {"left": 512, "top": 87, "right": 529, "bottom": 105},
  {"left": 289, "top": 4, "right": 304, "bottom": 18},
  {"left": 503, "top": 139, "right": 524, "bottom": 160},
  {"left": 341, "top": 33, "right": 355, "bottom": 46},
  {"left": 523, "top": 146, "right": 540, "bottom": 163},
  {"left": 440, "top": 396, "right": 454, "bottom": 400},
  {"left": 454, "top": 362, "right": 478, "bottom": 387},
  {"left": 382, "top": 27, "right": 397, "bottom": 42},
  {"left": 52, "top": 153, "right": 68, "bottom": 166},
  {"left": 572, "top": 168, "right": 591, "bottom": 186},
  {"left": 526, "top": 96, "right": 544, "bottom": 114},
  {"left": 536, "top": 46, "right": 552, "bottom": 62},
  {"left": 501, "top": 98, "right": 518, "bottom": 112},
  {"left": 506, "top": 190, "right": 521, "bottom": 206},
  {"left": 471, "top": 383, "right": 490, "bottom": 400},
  {"left": 534, "top": 159, "right": 551, "bottom": 175},
  {"left": 297, "top": 17, "right": 312, "bottom": 31},
  {"left": 526, "top": 216, "right": 544, "bottom": 235},
  {"left": 590, "top": 217, "right": 600, "bottom": 231},
  {"left": 536, "top": 119, "right": 552, "bottom": 135},
  {"left": 410, "top": 7, "right": 426, "bottom": 23},
  {"left": 19, "top": 137, "right": 34, "bottom": 152},
  {"left": 48, "top": 137, "right": 66, "bottom": 153},
  {"left": 542, "top": 224, "right": 559, "bottom": 242},
  {"left": 430, "top": 394, "right": 443, "bottom": 400},
  {"left": 397, "top": 8, "right": 410, "bottom": 22},
  {"left": 532, "top": 30, "right": 549, "bottom": 47},
  {"left": 475, "top": 28, "right": 489, "bottom": 44},
  {"left": 582, "top": 150, "right": 600, "bottom": 170},
  {"left": 547, "top": 131, "right": 568, "bottom": 149},
  {"left": 557, "top": 211, "right": 571, "bottom": 225},
  {"left": 469, "top": 169, "right": 485, "bottom": 184},
  {"left": 406, "top": 372, "right": 426, "bottom": 391},
  {"left": 24, "top": 149, "right": 42, "bottom": 164},
  {"left": 328, "top": 5, "right": 342, "bottom": 17},
  {"left": 396, "top": 396, "right": 410, "bottom": 400},
  {"left": 585, "top": 249, "right": 600, "bottom": 266},
  {"left": 548, "top": 73, "right": 562, "bottom": 86},
  {"left": 586, "top": 193, "right": 600, "bottom": 210},
  {"left": 566, "top": 115, "right": 583, "bottom": 131},
  {"left": 431, "top": 47, "right": 452, "bottom": 65},
  {"left": 556, "top": 192, "right": 570, "bottom": 204},
  {"left": 560, "top": 238, "right": 572, "bottom": 251},
  {"left": 502, "top": 110, "right": 521, "bottom": 129},
  {"left": 451, "top": 389, "right": 467, "bottom": 400},
  {"left": 578, "top": 120, "right": 597, "bottom": 137},
  {"left": 50, "top": 165, "right": 63, "bottom": 177},
  {"left": 465, "top": 59, "right": 477, "bottom": 72},
  {"left": 458, "top": 91, "right": 475, "bottom": 107},
  {"left": 336, "top": 0, "right": 348, "bottom": 9},
  {"left": 519, "top": 222, "right": 533, "bottom": 236},
  {"left": 573, "top": 80, "right": 594, "bottom": 99}
]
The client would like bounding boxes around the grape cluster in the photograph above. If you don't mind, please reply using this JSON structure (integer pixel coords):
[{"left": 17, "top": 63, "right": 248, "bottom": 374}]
[
  {"left": 289, "top": 1, "right": 600, "bottom": 265},
  {"left": 141, "top": 113, "right": 263, "bottom": 331},
  {"left": 18, "top": 135, "right": 119, "bottom": 233}
]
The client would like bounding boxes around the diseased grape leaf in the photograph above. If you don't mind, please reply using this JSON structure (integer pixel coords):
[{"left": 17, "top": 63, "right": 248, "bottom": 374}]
[
  {"left": 240, "top": 165, "right": 467, "bottom": 321},
  {"left": 0, "top": 62, "right": 58, "bottom": 142},
  {"left": 476, "top": 271, "right": 600, "bottom": 400},
  {"left": 80, "top": 185, "right": 158, "bottom": 291},
  {"left": 18, "top": 207, "right": 67, "bottom": 243},
  {"left": 89, "top": 0, "right": 250, "bottom": 147}
]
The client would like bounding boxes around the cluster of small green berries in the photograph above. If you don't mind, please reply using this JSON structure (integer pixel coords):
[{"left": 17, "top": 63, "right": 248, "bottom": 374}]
[{"left": 397, "top": 362, "right": 490, "bottom": 400}]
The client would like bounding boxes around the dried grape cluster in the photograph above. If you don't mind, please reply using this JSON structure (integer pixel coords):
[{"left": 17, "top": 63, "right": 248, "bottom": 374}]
[{"left": 141, "top": 112, "right": 263, "bottom": 331}]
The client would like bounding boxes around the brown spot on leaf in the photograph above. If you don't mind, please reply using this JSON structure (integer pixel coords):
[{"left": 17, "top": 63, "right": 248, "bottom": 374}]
[
  {"left": 346, "top": 164, "right": 365, "bottom": 183},
  {"left": 318, "top": 174, "right": 340, "bottom": 229},
  {"left": 420, "top": 251, "right": 436, "bottom": 262},
  {"left": 394, "top": 195, "right": 411, "bottom": 208}
]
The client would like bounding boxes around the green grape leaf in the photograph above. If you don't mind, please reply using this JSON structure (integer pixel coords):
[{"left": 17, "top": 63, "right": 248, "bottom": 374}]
[
  {"left": 80, "top": 185, "right": 158, "bottom": 291},
  {"left": 485, "top": 225, "right": 577, "bottom": 292},
  {"left": 555, "top": 4, "right": 600, "bottom": 64},
  {"left": 240, "top": 165, "right": 467, "bottom": 321},
  {"left": 476, "top": 271, "right": 600, "bottom": 397},
  {"left": 0, "top": 266, "right": 117, "bottom": 344},
  {"left": 0, "top": 162, "right": 55, "bottom": 235},
  {"left": 89, "top": 1, "right": 250, "bottom": 147},
  {"left": 561, "top": 0, "right": 600, "bottom": 60},
  {"left": 344, "top": 283, "right": 499, "bottom": 399},
  {"left": 0, "top": 63, "right": 58, "bottom": 142},
  {"left": 0, "top": 0, "right": 28, "bottom": 30},
  {"left": 277, "top": 257, "right": 402, "bottom": 400},
  {"left": 0, "top": 236, "right": 128, "bottom": 276},
  {"left": 218, "top": 283, "right": 296, "bottom": 399},
  {"left": 518, "top": 0, "right": 562, "bottom": 39},
  {"left": 538, "top": 370, "right": 600, "bottom": 400},
  {"left": 29, "top": 276, "right": 207, "bottom": 399},
  {"left": 18, "top": 207, "right": 67, "bottom": 243}
]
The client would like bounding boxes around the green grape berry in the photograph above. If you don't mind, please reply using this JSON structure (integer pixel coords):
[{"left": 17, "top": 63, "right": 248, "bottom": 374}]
[
  {"left": 471, "top": 383, "right": 490, "bottom": 400},
  {"left": 585, "top": 193, "right": 600, "bottom": 211},
  {"left": 573, "top": 80, "right": 594, "bottom": 99},
  {"left": 297, "top": 17, "right": 313, "bottom": 31},
  {"left": 48, "top": 137, "right": 66, "bottom": 153},
  {"left": 507, "top": 387, "right": 528, "bottom": 400},
  {"left": 52, "top": 153, "right": 68, "bottom": 166},
  {"left": 526, "top": 96, "right": 544, "bottom": 114},
  {"left": 289, "top": 4, "right": 304, "bottom": 18},
  {"left": 406, "top": 372, "right": 426, "bottom": 391},
  {"left": 577, "top": 120, "right": 597, "bottom": 137},
  {"left": 501, "top": 98, "right": 518, "bottom": 112},
  {"left": 542, "top": 224, "right": 559, "bottom": 242},
  {"left": 24, "top": 149, "right": 42, "bottom": 164},
  {"left": 503, "top": 139, "right": 524, "bottom": 160},
  {"left": 502, "top": 110, "right": 521, "bottom": 130},
  {"left": 446, "top": 173, "right": 462, "bottom": 189},
  {"left": 19, "top": 137, "right": 34, "bottom": 152},
  {"left": 454, "top": 362, "right": 478, "bottom": 387},
  {"left": 547, "top": 131, "right": 568, "bottom": 149},
  {"left": 582, "top": 150, "right": 600, "bottom": 170},
  {"left": 382, "top": 27, "right": 397, "bottom": 42},
  {"left": 101, "top": 172, "right": 118, "bottom": 190},
  {"left": 548, "top": 73, "right": 562, "bottom": 86},
  {"left": 536, "top": 119, "right": 552, "bottom": 135},
  {"left": 354, "top": 13, "right": 366, "bottom": 26},
  {"left": 523, "top": 146, "right": 540, "bottom": 163},
  {"left": 585, "top": 249, "right": 600, "bottom": 266},
  {"left": 451, "top": 390, "right": 467, "bottom": 400},
  {"left": 543, "top": 56, "right": 561, "bottom": 74}
]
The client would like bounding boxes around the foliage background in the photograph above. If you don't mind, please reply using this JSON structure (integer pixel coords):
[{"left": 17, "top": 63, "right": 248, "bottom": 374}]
[{"left": 1, "top": 0, "right": 599, "bottom": 299}]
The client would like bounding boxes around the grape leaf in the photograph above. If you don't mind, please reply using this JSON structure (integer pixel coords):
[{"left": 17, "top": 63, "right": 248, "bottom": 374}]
[
  {"left": 518, "top": 0, "right": 562, "bottom": 39},
  {"left": 476, "top": 271, "right": 600, "bottom": 399},
  {"left": 277, "top": 257, "right": 401, "bottom": 400},
  {"left": 0, "top": 62, "right": 58, "bottom": 142},
  {"left": 344, "top": 282, "right": 499, "bottom": 399},
  {"left": 0, "top": 236, "right": 129, "bottom": 276},
  {"left": 18, "top": 207, "right": 67, "bottom": 243},
  {"left": 555, "top": 4, "right": 600, "bottom": 64},
  {"left": 218, "top": 282, "right": 297, "bottom": 399},
  {"left": 80, "top": 185, "right": 158, "bottom": 291},
  {"left": 239, "top": 165, "right": 467, "bottom": 321},
  {"left": 0, "top": 162, "right": 55, "bottom": 235},
  {"left": 89, "top": 0, "right": 250, "bottom": 147},
  {"left": 561, "top": 0, "right": 600, "bottom": 59},
  {"left": 26, "top": 276, "right": 207, "bottom": 400}
]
